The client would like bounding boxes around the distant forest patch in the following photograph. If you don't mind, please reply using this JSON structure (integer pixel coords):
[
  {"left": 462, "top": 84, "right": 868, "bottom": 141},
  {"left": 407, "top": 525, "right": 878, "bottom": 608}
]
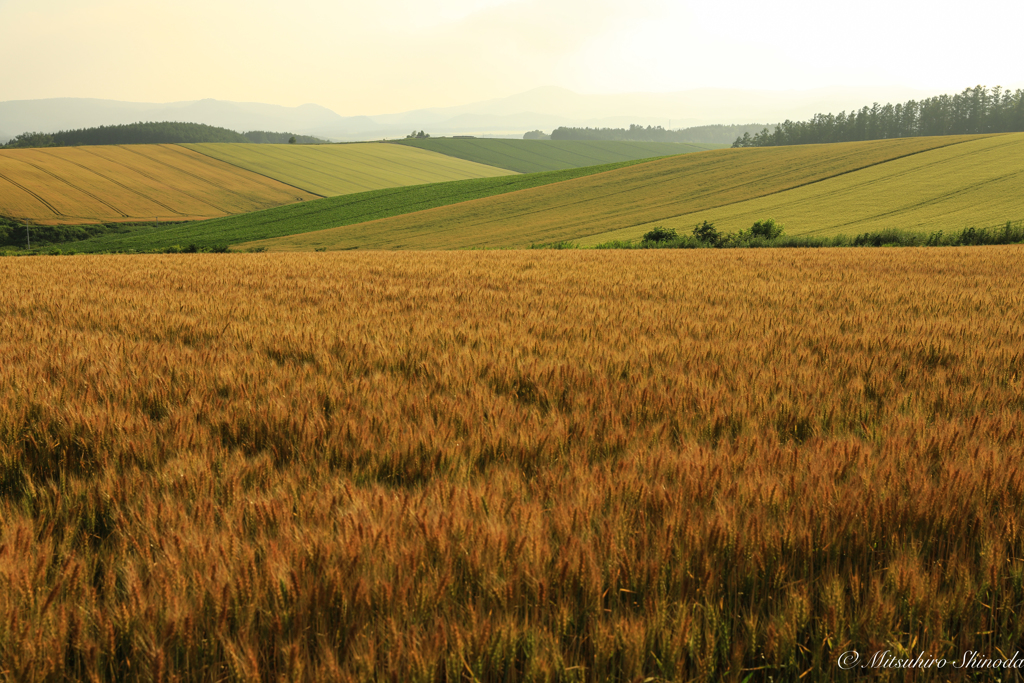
[
  {"left": 733, "top": 85, "right": 1024, "bottom": 147},
  {"left": 1, "top": 122, "right": 327, "bottom": 148},
  {"left": 550, "top": 123, "right": 767, "bottom": 145}
]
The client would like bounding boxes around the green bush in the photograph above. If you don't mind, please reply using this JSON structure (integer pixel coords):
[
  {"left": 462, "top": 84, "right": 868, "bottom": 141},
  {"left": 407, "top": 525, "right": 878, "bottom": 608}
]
[
  {"left": 692, "top": 220, "right": 722, "bottom": 246},
  {"left": 641, "top": 227, "right": 678, "bottom": 243},
  {"left": 748, "top": 218, "right": 784, "bottom": 239}
]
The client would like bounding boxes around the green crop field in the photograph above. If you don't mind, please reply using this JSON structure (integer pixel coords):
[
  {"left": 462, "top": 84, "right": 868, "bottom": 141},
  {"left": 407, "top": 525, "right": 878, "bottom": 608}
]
[
  {"left": 184, "top": 142, "right": 514, "bottom": 197},
  {"left": 395, "top": 137, "right": 720, "bottom": 173},
  {"left": 582, "top": 132, "right": 1024, "bottom": 245},
  {"left": 37, "top": 160, "right": 649, "bottom": 253},
  {"left": 240, "top": 134, "right": 979, "bottom": 251}
]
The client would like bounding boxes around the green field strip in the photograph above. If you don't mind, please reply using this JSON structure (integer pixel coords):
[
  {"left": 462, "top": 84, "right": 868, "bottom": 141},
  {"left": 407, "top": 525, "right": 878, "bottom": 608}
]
[
  {"left": 187, "top": 144, "right": 349, "bottom": 196},
  {"left": 580, "top": 133, "right": 1024, "bottom": 244},
  {"left": 394, "top": 138, "right": 720, "bottom": 173},
  {"left": 54, "top": 159, "right": 649, "bottom": 253},
  {"left": 183, "top": 143, "right": 515, "bottom": 197},
  {"left": 239, "top": 135, "right": 982, "bottom": 251}
]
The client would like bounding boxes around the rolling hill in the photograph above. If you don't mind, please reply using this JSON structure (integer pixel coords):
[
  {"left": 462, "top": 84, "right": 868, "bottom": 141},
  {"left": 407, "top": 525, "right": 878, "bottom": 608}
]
[
  {"left": 28, "top": 160, "right": 651, "bottom": 253},
  {"left": 183, "top": 143, "right": 514, "bottom": 196},
  {"left": 0, "top": 144, "right": 319, "bottom": 225},
  {"left": 236, "top": 135, "right": 990, "bottom": 251},
  {"left": 581, "top": 133, "right": 1024, "bottom": 245},
  {"left": 393, "top": 138, "right": 720, "bottom": 173}
]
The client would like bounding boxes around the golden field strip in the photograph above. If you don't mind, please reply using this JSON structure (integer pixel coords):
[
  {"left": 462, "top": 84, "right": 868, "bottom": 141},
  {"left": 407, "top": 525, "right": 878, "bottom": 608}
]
[
  {"left": 2, "top": 249, "right": 1023, "bottom": 681},
  {"left": 239, "top": 133, "right": 1015, "bottom": 250},
  {"left": 0, "top": 145, "right": 320, "bottom": 225},
  {"left": 238, "top": 134, "right": 979, "bottom": 251},
  {"left": 583, "top": 132, "right": 1024, "bottom": 244},
  {"left": 184, "top": 143, "right": 516, "bottom": 197}
]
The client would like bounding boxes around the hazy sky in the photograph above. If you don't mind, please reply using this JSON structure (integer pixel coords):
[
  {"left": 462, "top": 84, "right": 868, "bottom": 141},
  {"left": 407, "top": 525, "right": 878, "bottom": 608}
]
[{"left": 2, "top": 0, "right": 1021, "bottom": 114}]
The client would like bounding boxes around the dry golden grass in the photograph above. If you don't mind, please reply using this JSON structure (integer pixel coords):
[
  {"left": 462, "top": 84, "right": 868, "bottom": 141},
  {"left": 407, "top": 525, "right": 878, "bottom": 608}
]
[
  {"left": 1, "top": 248, "right": 1023, "bottom": 681},
  {"left": 0, "top": 145, "right": 319, "bottom": 225}
]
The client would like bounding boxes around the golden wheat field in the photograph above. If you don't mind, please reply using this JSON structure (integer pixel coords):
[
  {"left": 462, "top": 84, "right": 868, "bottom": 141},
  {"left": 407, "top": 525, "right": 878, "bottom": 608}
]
[{"left": 1, "top": 248, "right": 1023, "bottom": 682}]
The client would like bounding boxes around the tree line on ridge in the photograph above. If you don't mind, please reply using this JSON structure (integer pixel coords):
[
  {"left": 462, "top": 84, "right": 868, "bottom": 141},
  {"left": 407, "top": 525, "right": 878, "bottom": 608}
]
[{"left": 732, "top": 85, "right": 1024, "bottom": 147}]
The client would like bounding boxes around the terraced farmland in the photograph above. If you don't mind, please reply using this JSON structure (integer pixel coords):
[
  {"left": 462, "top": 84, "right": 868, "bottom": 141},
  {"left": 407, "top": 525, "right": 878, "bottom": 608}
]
[
  {"left": 241, "top": 134, "right": 976, "bottom": 251},
  {"left": 395, "top": 138, "right": 719, "bottom": 173},
  {"left": 184, "top": 142, "right": 514, "bottom": 197},
  {"left": 582, "top": 132, "right": 1024, "bottom": 245},
  {"left": 0, "top": 145, "right": 319, "bottom": 225}
]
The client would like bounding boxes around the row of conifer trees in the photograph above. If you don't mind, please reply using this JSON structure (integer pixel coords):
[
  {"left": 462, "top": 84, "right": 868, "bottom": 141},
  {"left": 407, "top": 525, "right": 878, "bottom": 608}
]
[{"left": 733, "top": 85, "right": 1024, "bottom": 147}]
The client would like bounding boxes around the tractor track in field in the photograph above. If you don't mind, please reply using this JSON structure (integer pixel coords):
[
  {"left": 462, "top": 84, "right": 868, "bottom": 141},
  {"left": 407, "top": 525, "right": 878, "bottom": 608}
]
[
  {"left": 592, "top": 136, "right": 981, "bottom": 233},
  {"left": 115, "top": 146, "right": 242, "bottom": 214},
  {"left": 156, "top": 144, "right": 322, "bottom": 203},
  {"left": 38, "top": 148, "right": 187, "bottom": 218},
  {"left": 81, "top": 146, "right": 231, "bottom": 216},
  {"left": 13, "top": 156, "right": 129, "bottom": 218},
  {"left": 0, "top": 169, "right": 63, "bottom": 218}
]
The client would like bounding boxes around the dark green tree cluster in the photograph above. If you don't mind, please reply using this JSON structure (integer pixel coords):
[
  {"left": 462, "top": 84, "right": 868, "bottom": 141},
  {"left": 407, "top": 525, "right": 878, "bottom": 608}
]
[
  {"left": 522, "top": 130, "right": 551, "bottom": 140},
  {"left": 732, "top": 85, "right": 1024, "bottom": 147},
  {"left": 633, "top": 219, "right": 788, "bottom": 248},
  {"left": 1, "top": 122, "right": 326, "bottom": 148},
  {"left": 407, "top": 130, "right": 430, "bottom": 139},
  {"left": 600, "top": 219, "right": 1024, "bottom": 250},
  {"left": 551, "top": 123, "right": 766, "bottom": 144}
]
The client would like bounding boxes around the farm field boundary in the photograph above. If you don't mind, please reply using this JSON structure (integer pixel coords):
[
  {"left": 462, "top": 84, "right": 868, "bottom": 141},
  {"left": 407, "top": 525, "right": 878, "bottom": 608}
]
[
  {"left": 183, "top": 142, "right": 515, "bottom": 197},
  {"left": 394, "top": 137, "right": 721, "bottom": 173},
  {"left": 21, "top": 159, "right": 651, "bottom": 253},
  {"left": 581, "top": 132, "right": 1024, "bottom": 245},
  {"left": 239, "top": 134, "right": 980, "bottom": 251}
]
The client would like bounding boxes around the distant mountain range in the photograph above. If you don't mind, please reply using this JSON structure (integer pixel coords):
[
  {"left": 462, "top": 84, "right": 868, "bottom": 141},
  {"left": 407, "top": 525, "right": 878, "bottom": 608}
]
[{"left": 0, "top": 86, "right": 938, "bottom": 143}]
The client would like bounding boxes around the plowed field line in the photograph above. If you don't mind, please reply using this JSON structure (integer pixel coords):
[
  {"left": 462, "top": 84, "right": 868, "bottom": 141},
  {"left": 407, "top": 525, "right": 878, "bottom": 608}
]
[
  {"left": 14, "top": 157, "right": 129, "bottom": 217},
  {"left": 115, "top": 146, "right": 237, "bottom": 213},
  {"left": 168, "top": 145, "right": 324, "bottom": 199},
  {"left": 0, "top": 170, "right": 62, "bottom": 217},
  {"left": 814, "top": 167, "right": 1024, "bottom": 233},
  {"left": 81, "top": 146, "right": 229, "bottom": 215},
  {"left": 37, "top": 148, "right": 186, "bottom": 217},
  {"left": 607, "top": 136, "right": 979, "bottom": 229}
]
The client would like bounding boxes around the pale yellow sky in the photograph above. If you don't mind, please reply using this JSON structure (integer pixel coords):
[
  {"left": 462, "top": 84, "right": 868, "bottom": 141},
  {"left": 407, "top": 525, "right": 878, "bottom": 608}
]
[{"left": 1, "top": 0, "right": 1021, "bottom": 114}]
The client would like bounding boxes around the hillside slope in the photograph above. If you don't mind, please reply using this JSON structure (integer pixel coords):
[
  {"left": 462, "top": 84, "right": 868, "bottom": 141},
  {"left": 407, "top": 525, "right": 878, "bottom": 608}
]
[
  {"left": 45, "top": 160, "right": 648, "bottom": 253},
  {"left": 184, "top": 143, "right": 514, "bottom": 196},
  {"left": 394, "top": 138, "right": 719, "bottom": 173},
  {"left": 238, "top": 135, "right": 978, "bottom": 251},
  {"left": 0, "top": 144, "right": 318, "bottom": 225},
  {"left": 583, "top": 133, "right": 1024, "bottom": 244}
]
